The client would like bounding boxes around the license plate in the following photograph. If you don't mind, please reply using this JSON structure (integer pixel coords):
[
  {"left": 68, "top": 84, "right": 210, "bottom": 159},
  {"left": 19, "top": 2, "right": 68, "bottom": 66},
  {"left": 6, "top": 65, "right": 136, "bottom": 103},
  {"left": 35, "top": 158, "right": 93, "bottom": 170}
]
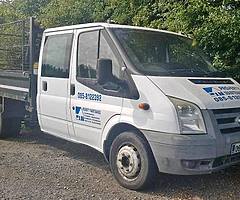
[{"left": 231, "top": 143, "right": 240, "bottom": 155}]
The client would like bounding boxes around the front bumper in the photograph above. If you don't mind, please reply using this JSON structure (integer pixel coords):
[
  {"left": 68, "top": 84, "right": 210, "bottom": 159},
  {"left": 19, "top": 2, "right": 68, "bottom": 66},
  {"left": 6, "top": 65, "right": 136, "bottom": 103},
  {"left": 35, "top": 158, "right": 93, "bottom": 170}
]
[
  {"left": 141, "top": 128, "right": 240, "bottom": 175},
  {"left": 140, "top": 108, "right": 240, "bottom": 175}
]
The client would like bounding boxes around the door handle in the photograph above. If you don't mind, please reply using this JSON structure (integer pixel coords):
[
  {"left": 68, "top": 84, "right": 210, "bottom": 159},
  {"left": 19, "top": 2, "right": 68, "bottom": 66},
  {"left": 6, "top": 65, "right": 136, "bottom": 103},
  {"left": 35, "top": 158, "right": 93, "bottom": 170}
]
[
  {"left": 42, "top": 81, "right": 47, "bottom": 91},
  {"left": 70, "top": 84, "right": 75, "bottom": 96}
]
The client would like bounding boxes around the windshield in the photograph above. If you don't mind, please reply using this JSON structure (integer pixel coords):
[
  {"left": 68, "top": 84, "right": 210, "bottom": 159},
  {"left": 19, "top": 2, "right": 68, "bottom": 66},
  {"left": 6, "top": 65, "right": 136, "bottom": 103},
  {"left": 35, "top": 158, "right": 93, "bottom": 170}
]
[{"left": 112, "top": 28, "right": 218, "bottom": 77}]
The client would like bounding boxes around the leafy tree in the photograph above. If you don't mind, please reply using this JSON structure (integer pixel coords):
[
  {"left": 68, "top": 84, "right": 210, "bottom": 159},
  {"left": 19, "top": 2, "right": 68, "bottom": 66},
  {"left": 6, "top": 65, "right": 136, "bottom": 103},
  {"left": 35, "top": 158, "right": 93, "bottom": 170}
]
[
  {"left": 0, "top": 0, "right": 239, "bottom": 80},
  {"left": 130, "top": 0, "right": 240, "bottom": 80},
  {"left": 0, "top": 0, "right": 51, "bottom": 22},
  {"left": 39, "top": 0, "right": 106, "bottom": 27}
]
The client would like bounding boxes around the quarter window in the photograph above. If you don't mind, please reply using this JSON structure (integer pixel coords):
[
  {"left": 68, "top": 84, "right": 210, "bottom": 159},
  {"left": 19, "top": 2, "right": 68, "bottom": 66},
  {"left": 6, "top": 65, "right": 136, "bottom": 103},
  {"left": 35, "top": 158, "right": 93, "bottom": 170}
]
[
  {"left": 99, "top": 34, "right": 121, "bottom": 78},
  {"left": 41, "top": 33, "right": 73, "bottom": 78}
]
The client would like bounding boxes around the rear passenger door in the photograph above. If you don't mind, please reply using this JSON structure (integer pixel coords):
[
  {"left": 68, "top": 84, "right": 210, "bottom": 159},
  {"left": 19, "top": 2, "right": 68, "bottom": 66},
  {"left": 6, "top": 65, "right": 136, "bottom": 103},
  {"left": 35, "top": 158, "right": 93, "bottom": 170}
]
[
  {"left": 38, "top": 30, "right": 73, "bottom": 138},
  {"left": 69, "top": 28, "right": 128, "bottom": 149}
]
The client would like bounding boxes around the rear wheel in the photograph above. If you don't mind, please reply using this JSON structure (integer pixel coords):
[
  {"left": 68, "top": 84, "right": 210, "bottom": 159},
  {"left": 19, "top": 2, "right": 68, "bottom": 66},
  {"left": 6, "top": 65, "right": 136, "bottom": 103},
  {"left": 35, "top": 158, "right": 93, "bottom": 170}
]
[
  {"left": 0, "top": 115, "right": 22, "bottom": 138},
  {"left": 109, "top": 131, "right": 157, "bottom": 190},
  {"left": 0, "top": 98, "right": 24, "bottom": 139}
]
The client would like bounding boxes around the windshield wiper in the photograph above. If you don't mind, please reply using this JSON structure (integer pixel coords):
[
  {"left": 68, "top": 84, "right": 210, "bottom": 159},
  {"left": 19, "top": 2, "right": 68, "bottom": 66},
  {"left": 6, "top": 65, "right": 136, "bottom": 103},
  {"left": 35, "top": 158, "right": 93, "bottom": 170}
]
[
  {"left": 207, "top": 71, "right": 226, "bottom": 78},
  {"left": 167, "top": 68, "right": 208, "bottom": 76}
]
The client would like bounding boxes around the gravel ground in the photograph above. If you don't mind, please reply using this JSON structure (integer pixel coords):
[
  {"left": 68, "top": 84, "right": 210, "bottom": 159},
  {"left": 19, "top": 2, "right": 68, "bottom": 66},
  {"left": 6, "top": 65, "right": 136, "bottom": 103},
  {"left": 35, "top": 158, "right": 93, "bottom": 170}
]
[{"left": 0, "top": 130, "right": 240, "bottom": 200}]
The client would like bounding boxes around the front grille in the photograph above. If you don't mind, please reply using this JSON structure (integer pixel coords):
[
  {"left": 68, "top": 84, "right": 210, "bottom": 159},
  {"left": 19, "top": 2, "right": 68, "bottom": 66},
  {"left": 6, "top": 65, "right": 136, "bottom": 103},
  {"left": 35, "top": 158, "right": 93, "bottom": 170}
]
[
  {"left": 213, "top": 107, "right": 240, "bottom": 134},
  {"left": 213, "top": 153, "right": 240, "bottom": 168}
]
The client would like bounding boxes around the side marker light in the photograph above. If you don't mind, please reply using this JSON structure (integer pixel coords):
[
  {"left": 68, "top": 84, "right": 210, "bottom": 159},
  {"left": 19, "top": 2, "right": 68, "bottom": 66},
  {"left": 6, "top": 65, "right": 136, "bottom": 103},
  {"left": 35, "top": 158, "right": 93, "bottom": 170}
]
[{"left": 138, "top": 103, "right": 150, "bottom": 110}]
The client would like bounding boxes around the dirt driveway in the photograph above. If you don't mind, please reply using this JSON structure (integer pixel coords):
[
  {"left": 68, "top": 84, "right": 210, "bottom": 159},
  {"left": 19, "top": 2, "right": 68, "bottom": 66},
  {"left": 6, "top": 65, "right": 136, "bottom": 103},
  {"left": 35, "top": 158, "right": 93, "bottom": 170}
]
[{"left": 0, "top": 131, "right": 240, "bottom": 200}]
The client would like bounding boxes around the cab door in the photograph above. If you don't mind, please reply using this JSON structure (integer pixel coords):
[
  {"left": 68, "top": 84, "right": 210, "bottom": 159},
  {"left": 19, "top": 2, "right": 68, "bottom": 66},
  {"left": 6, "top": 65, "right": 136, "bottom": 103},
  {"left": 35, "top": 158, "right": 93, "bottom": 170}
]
[
  {"left": 69, "top": 28, "right": 127, "bottom": 149},
  {"left": 38, "top": 30, "right": 73, "bottom": 138}
]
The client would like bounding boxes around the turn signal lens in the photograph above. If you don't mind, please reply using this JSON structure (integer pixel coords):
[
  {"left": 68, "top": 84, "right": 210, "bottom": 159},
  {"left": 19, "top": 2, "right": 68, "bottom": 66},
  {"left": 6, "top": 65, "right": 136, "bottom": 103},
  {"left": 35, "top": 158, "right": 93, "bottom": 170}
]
[{"left": 138, "top": 103, "right": 150, "bottom": 110}]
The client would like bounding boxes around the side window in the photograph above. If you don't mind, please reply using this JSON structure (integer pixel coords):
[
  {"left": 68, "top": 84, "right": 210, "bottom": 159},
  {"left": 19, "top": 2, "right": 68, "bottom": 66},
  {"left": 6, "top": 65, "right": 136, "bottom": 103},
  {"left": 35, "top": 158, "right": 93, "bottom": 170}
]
[
  {"left": 42, "top": 33, "right": 73, "bottom": 78},
  {"left": 77, "top": 31, "right": 99, "bottom": 79},
  {"left": 76, "top": 29, "right": 133, "bottom": 98}
]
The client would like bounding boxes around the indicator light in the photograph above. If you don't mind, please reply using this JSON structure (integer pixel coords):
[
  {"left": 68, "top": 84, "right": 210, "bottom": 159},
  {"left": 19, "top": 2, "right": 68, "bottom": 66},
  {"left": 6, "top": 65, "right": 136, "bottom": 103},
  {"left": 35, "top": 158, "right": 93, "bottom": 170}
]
[{"left": 138, "top": 103, "right": 150, "bottom": 110}]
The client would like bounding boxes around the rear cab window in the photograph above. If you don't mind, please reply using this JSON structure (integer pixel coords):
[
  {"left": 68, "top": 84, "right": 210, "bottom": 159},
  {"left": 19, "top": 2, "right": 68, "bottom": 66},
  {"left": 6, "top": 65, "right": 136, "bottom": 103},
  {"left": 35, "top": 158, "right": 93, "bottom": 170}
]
[{"left": 41, "top": 33, "right": 73, "bottom": 78}]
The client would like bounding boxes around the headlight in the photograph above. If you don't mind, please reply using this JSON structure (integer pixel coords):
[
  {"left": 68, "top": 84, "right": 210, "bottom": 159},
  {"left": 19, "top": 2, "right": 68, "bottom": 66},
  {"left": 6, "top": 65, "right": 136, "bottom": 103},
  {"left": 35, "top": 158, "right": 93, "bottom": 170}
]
[{"left": 169, "top": 97, "right": 206, "bottom": 134}]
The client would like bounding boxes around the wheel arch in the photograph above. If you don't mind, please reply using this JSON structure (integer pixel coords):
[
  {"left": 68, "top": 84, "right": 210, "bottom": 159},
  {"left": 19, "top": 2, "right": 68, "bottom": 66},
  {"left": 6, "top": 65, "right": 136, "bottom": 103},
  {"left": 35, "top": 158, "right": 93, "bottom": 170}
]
[{"left": 103, "top": 122, "right": 153, "bottom": 163}]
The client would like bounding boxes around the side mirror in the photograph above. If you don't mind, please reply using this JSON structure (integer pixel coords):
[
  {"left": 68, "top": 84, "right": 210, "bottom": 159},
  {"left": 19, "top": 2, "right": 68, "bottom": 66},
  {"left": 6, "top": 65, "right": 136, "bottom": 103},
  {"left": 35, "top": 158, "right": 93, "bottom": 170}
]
[{"left": 97, "top": 58, "right": 113, "bottom": 85}]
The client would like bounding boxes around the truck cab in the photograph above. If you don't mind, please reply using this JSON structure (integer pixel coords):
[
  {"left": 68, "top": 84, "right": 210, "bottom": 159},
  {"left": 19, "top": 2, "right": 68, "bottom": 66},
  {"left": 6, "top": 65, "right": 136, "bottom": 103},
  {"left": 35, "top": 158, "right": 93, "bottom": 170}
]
[{"left": 36, "top": 23, "right": 240, "bottom": 190}]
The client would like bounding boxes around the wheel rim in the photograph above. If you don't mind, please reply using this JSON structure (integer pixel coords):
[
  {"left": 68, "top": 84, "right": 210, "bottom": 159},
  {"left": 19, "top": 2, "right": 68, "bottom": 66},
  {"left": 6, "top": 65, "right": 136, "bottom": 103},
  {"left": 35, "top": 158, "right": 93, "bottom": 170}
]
[{"left": 116, "top": 144, "right": 141, "bottom": 180}]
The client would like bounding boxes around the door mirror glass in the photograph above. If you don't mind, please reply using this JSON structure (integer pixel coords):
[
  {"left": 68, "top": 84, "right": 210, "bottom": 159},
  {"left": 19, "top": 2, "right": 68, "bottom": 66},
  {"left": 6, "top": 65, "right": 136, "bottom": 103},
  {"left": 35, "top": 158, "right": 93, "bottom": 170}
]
[
  {"left": 97, "top": 58, "right": 113, "bottom": 85},
  {"left": 97, "top": 58, "right": 120, "bottom": 91}
]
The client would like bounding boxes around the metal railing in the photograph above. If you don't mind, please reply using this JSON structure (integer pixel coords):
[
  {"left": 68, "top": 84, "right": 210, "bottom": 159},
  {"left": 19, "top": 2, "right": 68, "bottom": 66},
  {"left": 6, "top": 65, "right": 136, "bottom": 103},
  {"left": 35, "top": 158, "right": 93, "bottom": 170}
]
[
  {"left": 0, "top": 18, "right": 42, "bottom": 73},
  {"left": 0, "top": 20, "right": 29, "bottom": 71}
]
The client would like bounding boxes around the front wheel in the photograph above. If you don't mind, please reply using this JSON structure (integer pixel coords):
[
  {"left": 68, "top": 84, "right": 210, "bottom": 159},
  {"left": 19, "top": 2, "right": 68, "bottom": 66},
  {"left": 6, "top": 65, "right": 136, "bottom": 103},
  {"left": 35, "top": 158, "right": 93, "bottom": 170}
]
[{"left": 109, "top": 131, "right": 157, "bottom": 190}]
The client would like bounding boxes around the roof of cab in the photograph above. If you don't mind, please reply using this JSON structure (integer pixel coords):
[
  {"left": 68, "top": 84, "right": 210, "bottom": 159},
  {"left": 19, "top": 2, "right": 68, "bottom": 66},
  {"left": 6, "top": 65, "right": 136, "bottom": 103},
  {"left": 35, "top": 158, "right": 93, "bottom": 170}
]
[{"left": 44, "top": 22, "right": 188, "bottom": 38}]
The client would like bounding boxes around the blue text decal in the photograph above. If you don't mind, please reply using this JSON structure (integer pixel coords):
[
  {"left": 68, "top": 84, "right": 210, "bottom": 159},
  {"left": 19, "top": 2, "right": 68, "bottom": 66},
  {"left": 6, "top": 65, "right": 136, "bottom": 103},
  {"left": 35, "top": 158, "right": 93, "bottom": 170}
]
[
  {"left": 78, "top": 92, "right": 102, "bottom": 102},
  {"left": 203, "top": 86, "right": 240, "bottom": 102},
  {"left": 72, "top": 106, "right": 101, "bottom": 125}
]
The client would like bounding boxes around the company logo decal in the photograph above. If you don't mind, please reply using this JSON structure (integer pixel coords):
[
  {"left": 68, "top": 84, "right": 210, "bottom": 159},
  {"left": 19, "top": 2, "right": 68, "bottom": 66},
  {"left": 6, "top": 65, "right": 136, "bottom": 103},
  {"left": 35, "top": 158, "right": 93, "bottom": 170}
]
[
  {"left": 72, "top": 106, "right": 101, "bottom": 125},
  {"left": 203, "top": 86, "right": 240, "bottom": 102}
]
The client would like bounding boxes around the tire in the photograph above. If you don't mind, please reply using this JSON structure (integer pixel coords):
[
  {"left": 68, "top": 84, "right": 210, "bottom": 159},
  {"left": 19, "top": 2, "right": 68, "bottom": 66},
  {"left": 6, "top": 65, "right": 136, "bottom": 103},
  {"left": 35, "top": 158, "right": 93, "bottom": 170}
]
[
  {"left": 109, "top": 131, "right": 157, "bottom": 190},
  {"left": 0, "top": 115, "right": 22, "bottom": 138}
]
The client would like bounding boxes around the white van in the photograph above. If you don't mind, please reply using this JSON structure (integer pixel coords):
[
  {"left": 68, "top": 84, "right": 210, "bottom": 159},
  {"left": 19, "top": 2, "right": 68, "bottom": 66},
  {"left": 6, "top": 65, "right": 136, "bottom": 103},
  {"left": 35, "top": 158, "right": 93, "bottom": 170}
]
[{"left": 1, "top": 21, "right": 240, "bottom": 190}]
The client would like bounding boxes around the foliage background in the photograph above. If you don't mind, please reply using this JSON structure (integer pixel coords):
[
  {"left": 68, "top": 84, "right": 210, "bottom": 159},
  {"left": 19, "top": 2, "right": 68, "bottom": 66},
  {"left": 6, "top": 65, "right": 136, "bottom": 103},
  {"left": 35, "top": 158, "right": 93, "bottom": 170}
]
[{"left": 0, "top": 0, "right": 239, "bottom": 81}]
